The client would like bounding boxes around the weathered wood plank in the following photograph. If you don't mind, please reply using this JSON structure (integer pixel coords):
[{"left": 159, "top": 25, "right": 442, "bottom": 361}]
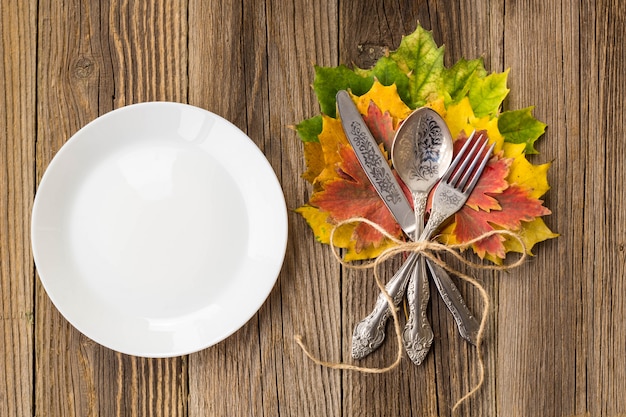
[
  {"left": 187, "top": 0, "right": 342, "bottom": 415},
  {"left": 263, "top": 2, "right": 342, "bottom": 413},
  {"left": 499, "top": 1, "right": 575, "bottom": 415},
  {"left": 0, "top": 2, "right": 37, "bottom": 416},
  {"left": 579, "top": 1, "right": 626, "bottom": 416},
  {"left": 497, "top": 0, "right": 624, "bottom": 416},
  {"left": 35, "top": 0, "right": 188, "bottom": 415}
]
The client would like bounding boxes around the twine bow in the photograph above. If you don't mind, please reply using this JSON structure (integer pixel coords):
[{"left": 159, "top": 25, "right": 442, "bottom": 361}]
[{"left": 295, "top": 217, "right": 527, "bottom": 412}]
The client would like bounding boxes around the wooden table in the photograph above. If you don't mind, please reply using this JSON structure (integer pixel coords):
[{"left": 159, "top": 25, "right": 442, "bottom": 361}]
[{"left": 2, "top": 1, "right": 625, "bottom": 416}]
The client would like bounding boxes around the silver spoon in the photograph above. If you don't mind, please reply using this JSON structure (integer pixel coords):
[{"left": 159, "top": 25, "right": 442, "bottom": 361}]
[{"left": 391, "top": 108, "right": 452, "bottom": 364}]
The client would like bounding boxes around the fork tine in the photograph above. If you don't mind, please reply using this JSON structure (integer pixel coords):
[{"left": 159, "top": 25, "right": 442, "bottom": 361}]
[
  {"left": 456, "top": 136, "right": 489, "bottom": 190},
  {"left": 447, "top": 132, "right": 483, "bottom": 186},
  {"left": 463, "top": 142, "right": 495, "bottom": 194},
  {"left": 441, "top": 130, "right": 476, "bottom": 182}
]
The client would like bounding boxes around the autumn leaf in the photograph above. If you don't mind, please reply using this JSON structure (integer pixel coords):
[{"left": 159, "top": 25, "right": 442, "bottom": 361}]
[
  {"left": 311, "top": 115, "right": 350, "bottom": 185},
  {"left": 311, "top": 145, "right": 406, "bottom": 251},
  {"left": 503, "top": 217, "right": 559, "bottom": 256},
  {"left": 498, "top": 107, "right": 547, "bottom": 154},
  {"left": 443, "top": 98, "right": 506, "bottom": 154},
  {"left": 295, "top": 204, "right": 400, "bottom": 261},
  {"left": 389, "top": 25, "right": 445, "bottom": 107},
  {"left": 295, "top": 23, "right": 557, "bottom": 262},
  {"left": 467, "top": 69, "right": 510, "bottom": 118},
  {"left": 443, "top": 58, "right": 488, "bottom": 104},
  {"left": 313, "top": 65, "right": 374, "bottom": 118},
  {"left": 429, "top": 130, "right": 555, "bottom": 261},
  {"left": 453, "top": 134, "right": 510, "bottom": 212},
  {"left": 450, "top": 185, "right": 551, "bottom": 259},
  {"left": 301, "top": 141, "right": 324, "bottom": 184},
  {"left": 363, "top": 101, "right": 396, "bottom": 152},
  {"left": 503, "top": 142, "right": 551, "bottom": 198},
  {"left": 352, "top": 81, "right": 412, "bottom": 123},
  {"left": 356, "top": 56, "right": 412, "bottom": 106},
  {"left": 295, "top": 115, "right": 322, "bottom": 143}
]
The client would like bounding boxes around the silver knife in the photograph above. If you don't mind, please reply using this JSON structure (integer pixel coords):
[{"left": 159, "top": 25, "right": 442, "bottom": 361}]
[
  {"left": 335, "top": 90, "right": 479, "bottom": 358},
  {"left": 335, "top": 92, "right": 416, "bottom": 238}
]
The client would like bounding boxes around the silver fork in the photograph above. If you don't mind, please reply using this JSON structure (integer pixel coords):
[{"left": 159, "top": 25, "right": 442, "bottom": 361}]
[{"left": 403, "top": 132, "right": 495, "bottom": 365}]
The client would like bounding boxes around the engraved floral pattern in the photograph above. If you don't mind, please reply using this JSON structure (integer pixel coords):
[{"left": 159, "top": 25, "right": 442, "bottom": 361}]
[
  {"left": 394, "top": 112, "right": 445, "bottom": 186},
  {"left": 349, "top": 121, "right": 403, "bottom": 205},
  {"left": 413, "top": 114, "right": 444, "bottom": 181}
]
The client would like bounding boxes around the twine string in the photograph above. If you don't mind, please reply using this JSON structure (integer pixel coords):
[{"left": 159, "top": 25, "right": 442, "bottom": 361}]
[{"left": 294, "top": 217, "right": 527, "bottom": 412}]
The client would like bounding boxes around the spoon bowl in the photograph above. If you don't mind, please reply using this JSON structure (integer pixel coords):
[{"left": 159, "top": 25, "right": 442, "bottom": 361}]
[{"left": 391, "top": 108, "right": 454, "bottom": 204}]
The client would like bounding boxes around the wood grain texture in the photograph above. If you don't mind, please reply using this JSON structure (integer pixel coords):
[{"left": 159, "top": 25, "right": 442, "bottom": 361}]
[
  {"left": 0, "top": 2, "right": 37, "bottom": 416},
  {"left": 579, "top": 1, "right": 626, "bottom": 415},
  {"left": 2, "top": 0, "right": 626, "bottom": 416},
  {"left": 35, "top": 0, "right": 188, "bottom": 416},
  {"left": 499, "top": 1, "right": 586, "bottom": 415}
]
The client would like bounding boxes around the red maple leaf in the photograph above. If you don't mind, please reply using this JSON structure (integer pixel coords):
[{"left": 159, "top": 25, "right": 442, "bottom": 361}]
[
  {"left": 427, "top": 132, "right": 552, "bottom": 259},
  {"left": 453, "top": 184, "right": 552, "bottom": 258},
  {"left": 465, "top": 156, "right": 510, "bottom": 211},
  {"left": 362, "top": 101, "right": 396, "bottom": 153},
  {"left": 311, "top": 145, "right": 411, "bottom": 251}
]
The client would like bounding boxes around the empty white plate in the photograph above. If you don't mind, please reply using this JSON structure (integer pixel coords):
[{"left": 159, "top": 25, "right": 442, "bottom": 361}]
[{"left": 31, "top": 102, "right": 288, "bottom": 357}]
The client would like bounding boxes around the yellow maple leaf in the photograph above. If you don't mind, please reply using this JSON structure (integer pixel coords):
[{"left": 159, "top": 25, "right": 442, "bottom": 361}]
[
  {"left": 314, "top": 115, "right": 350, "bottom": 185},
  {"left": 443, "top": 97, "right": 505, "bottom": 153},
  {"left": 503, "top": 142, "right": 551, "bottom": 199},
  {"left": 302, "top": 141, "right": 324, "bottom": 184},
  {"left": 502, "top": 217, "right": 559, "bottom": 256},
  {"left": 352, "top": 81, "right": 412, "bottom": 125}
]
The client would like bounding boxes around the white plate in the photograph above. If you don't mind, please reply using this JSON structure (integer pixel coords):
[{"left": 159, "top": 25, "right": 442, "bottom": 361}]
[{"left": 32, "top": 102, "right": 288, "bottom": 357}]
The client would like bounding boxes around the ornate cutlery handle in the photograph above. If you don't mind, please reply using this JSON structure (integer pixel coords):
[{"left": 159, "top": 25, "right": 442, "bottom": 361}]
[
  {"left": 427, "top": 260, "right": 479, "bottom": 345},
  {"left": 351, "top": 252, "right": 479, "bottom": 359},
  {"left": 351, "top": 252, "right": 418, "bottom": 359},
  {"left": 402, "top": 256, "right": 433, "bottom": 365}
]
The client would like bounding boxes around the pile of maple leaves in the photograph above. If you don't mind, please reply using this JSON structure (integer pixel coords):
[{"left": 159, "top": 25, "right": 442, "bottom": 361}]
[{"left": 295, "top": 25, "right": 557, "bottom": 264}]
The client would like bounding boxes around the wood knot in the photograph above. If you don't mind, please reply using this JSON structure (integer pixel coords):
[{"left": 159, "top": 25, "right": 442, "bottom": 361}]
[
  {"left": 356, "top": 43, "right": 388, "bottom": 69},
  {"left": 73, "top": 56, "right": 95, "bottom": 79}
]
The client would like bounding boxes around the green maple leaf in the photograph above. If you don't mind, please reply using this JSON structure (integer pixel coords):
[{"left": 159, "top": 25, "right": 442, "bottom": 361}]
[
  {"left": 498, "top": 107, "right": 547, "bottom": 154},
  {"left": 312, "top": 65, "right": 374, "bottom": 117},
  {"left": 389, "top": 25, "right": 445, "bottom": 108},
  {"left": 295, "top": 115, "right": 323, "bottom": 143},
  {"left": 310, "top": 26, "right": 447, "bottom": 116},
  {"left": 467, "top": 69, "right": 510, "bottom": 117},
  {"left": 444, "top": 58, "right": 488, "bottom": 104}
]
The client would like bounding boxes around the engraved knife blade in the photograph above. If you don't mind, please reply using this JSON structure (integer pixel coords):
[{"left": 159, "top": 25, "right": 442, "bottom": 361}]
[{"left": 336, "top": 89, "right": 415, "bottom": 238}]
